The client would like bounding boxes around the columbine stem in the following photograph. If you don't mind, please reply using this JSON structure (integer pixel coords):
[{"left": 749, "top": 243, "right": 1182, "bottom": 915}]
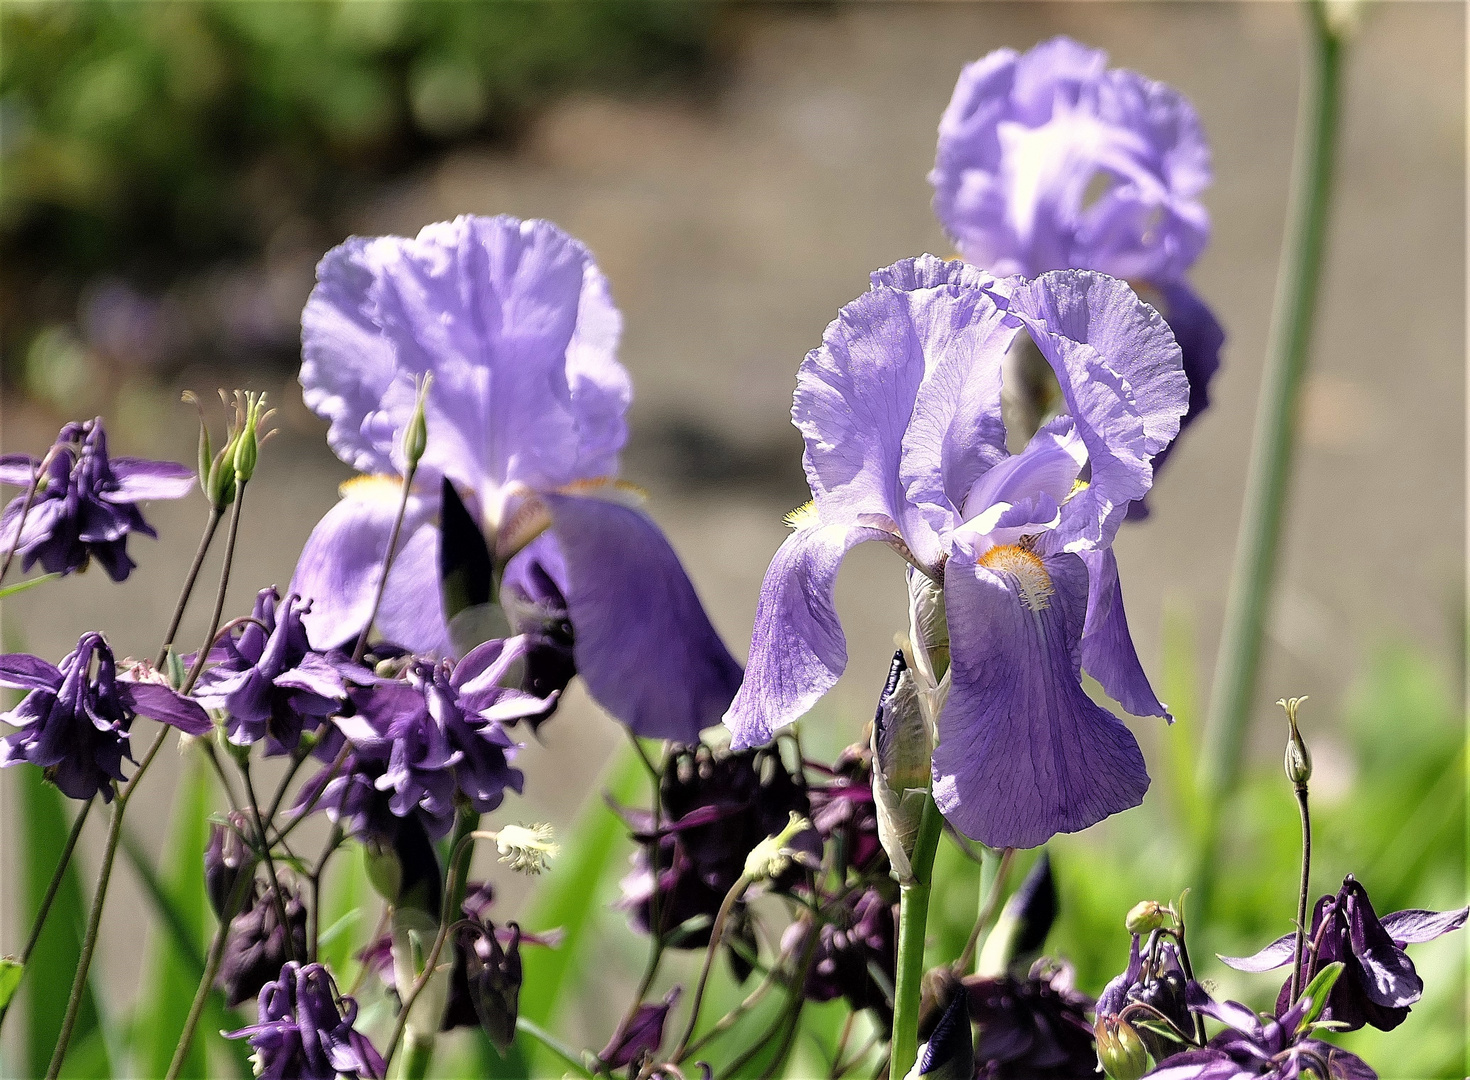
[
  {"left": 48, "top": 479, "right": 249, "bottom": 1078},
  {"left": 353, "top": 462, "right": 418, "bottom": 663},
  {"left": 0, "top": 445, "right": 61, "bottom": 584},
  {"left": 0, "top": 796, "right": 93, "bottom": 1034},
  {"left": 954, "top": 846, "right": 1015, "bottom": 975},
  {"left": 155, "top": 506, "right": 224, "bottom": 668},
  {"left": 239, "top": 761, "right": 299, "bottom": 964},
  {"left": 669, "top": 872, "right": 751, "bottom": 1063},
  {"left": 1289, "top": 782, "right": 1313, "bottom": 1002},
  {"left": 1197, "top": 0, "right": 1345, "bottom": 885},
  {"left": 890, "top": 793, "right": 944, "bottom": 1080}
]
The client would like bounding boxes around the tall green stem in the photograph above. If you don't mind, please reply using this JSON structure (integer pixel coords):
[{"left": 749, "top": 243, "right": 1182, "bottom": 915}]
[
  {"left": 1289, "top": 784, "right": 1313, "bottom": 1002},
  {"left": 890, "top": 794, "right": 943, "bottom": 1080},
  {"left": 1197, "top": 0, "right": 1345, "bottom": 885}
]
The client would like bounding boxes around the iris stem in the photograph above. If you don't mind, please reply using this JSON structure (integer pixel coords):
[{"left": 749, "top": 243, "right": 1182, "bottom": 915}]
[
  {"left": 47, "top": 483, "right": 248, "bottom": 1079},
  {"left": 0, "top": 795, "right": 93, "bottom": 1034},
  {"left": 954, "top": 846, "right": 1015, "bottom": 975},
  {"left": 1196, "top": 0, "right": 1345, "bottom": 896},
  {"left": 353, "top": 460, "right": 419, "bottom": 664},
  {"left": 890, "top": 792, "right": 943, "bottom": 1080},
  {"left": 1289, "top": 782, "right": 1313, "bottom": 1002}
]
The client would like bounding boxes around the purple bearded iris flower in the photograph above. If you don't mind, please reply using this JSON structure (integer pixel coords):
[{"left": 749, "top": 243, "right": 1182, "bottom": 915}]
[
  {"left": 193, "top": 587, "right": 348, "bottom": 755},
  {"left": 288, "top": 214, "right": 741, "bottom": 743},
  {"left": 226, "top": 961, "right": 384, "bottom": 1080},
  {"left": 0, "top": 417, "right": 194, "bottom": 580},
  {"left": 0, "top": 632, "right": 211, "bottom": 801},
  {"left": 1146, "top": 985, "right": 1376, "bottom": 1080},
  {"left": 333, "top": 638, "right": 540, "bottom": 837},
  {"left": 1219, "top": 875, "right": 1467, "bottom": 1033},
  {"left": 929, "top": 37, "right": 1222, "bottom": 492},
  {"left": 724, "top": 256, "right": 1186, "bottom": 850}
]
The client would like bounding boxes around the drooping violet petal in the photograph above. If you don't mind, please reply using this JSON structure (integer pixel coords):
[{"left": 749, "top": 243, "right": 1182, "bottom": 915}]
[{"left": 1078, "top": 547, "right": 1169, "bottom": 718}]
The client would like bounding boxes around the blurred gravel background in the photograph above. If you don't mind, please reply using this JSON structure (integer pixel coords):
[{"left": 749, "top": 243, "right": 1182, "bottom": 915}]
[{"left": 1, "top": 0, "right": 1463, "bottom": 1048}]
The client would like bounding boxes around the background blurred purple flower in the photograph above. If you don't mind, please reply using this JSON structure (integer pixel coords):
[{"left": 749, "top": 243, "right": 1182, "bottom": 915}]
[
  {"left": 0, "top": 417, "right": 194, "bottom": 580},
  {"left": 193, "top": 587, "right": 348, "bottom": 754},
  {"left": 783, "top": 885, "right": 897, "bottom": 1021},
  {"left": 0, "top": 631, "right": 211, "bottom": 800},
  {"left": 288, "top": 214, "right": 741, "bottom": 743},
  {"left": 599, "top": 986, "right": 681, "bottom": 1070},
  {"left": 226, "top": 961, "right": 383, "bottom": 1080},
  {"left": 1220, "top": 875, "right": 1467, "bottom": 1033},
  {"left": 1098, "top": 930, "right": 1192, "bottom": 1060},
  {"left": 218, "top": 877, "right": 309, "bottom": 1007},
  {"left": 964, "top": 960, "right": 1096, "bottom": 1080},
  {"left": 725, "top": 257, "right": 1187, "bottom": 849},
  {"left": 1147, "top": 985, "right": 1376, "bottom": 1080},
  {"left": 929, "top": 37, "right": 1222, "bottom": 490}
]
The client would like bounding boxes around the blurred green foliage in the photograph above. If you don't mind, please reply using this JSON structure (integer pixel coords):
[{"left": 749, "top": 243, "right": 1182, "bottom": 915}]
[{"left": 0, "top": 0, "right": 716, "bottom": 321}]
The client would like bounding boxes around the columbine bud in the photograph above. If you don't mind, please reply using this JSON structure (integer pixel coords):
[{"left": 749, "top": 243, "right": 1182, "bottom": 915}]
[
  {"left": 465, "top": 922, "right": 522, "bottom": 1055},
  {"left": 204, "top": 814, "right": 251, "bottom": 919},
  {"left": 205, "top": 439, "right": 238, "bottom": 508},
  {"left": 403, "top": 374, "right": 432, "bottom": 473},
  {"left": 1280, "top": 696, "right": 1312, "bottom": 787},
  {"left": 871, "top": 648, "right": 932, "bottom": 883},
  {"left": 1125, "top": 900, "right": 1167, "bottom": 936},
  {"left": 233, "top": 392, "right": 263, "bottom": 483},
  {"left": 1095, "top": 1016, "right": 1150, "bottom": 1080},
  {"left": 182, "top": 391, "right": 212, "bottom": 499},
  {"left": 495, "top": 823, "right": 559, "bottom": 876},
  {"left": 744, "top": 811, "right": 814, "bottom": 881}
]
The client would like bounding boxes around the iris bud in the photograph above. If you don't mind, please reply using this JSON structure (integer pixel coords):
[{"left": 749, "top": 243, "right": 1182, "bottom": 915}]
[
  {"left": 978, "top": 852, "right": 1057, "bottom": 976},
  {"left": 1096, "top": 1016, "right": 1149, "bottom": 1080},
  {"left": 871, "top": 648, "right": 932, "bottom": 883},
  {"left": 1280, "top": 696, "right": 1312, "bottom": 787},
  {"left": 1125, "top": 900, "right": 1167, "bottom": 936}
]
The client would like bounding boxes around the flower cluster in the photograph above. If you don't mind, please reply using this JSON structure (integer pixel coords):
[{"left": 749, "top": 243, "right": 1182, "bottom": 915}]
[{"left": 225, "top": 961, "right": 383, "bottom": 1080}]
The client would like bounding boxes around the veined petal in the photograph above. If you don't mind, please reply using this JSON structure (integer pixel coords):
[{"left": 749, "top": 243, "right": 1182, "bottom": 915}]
[
  {"left": 1078, "top": 548, "right": 1168, "bottom": 718},
  {"left": 542, "top": 492, "right": 742, "bottom": 743},
  {"left": 1218, "top": 933, "right": 1295, "bottom": 973},
  {"left": 120, "top": 680, "right": 213, "bottom": 735},
  {"left": 724, "top": 521, "right": 896, "bottom": 750},
  {"left": 932, "top": 547, "right": 1148, "bottom": 848},
  {"left": 1379, "top": 905, "right": 1470, "bottom": 945},
  {"left": 0, "top": 653, "right": 62, "bottom": 691},
  {"left": 290, "top": 476, "right": 450, "bottom": 656},
  {"left": 1009, "top": 271, "right": 1187, "bottom": 548}
]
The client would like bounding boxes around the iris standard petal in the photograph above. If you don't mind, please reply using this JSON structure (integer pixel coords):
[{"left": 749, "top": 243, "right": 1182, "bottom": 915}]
[
  {"left": 290, "top": 477, "right": 449, "bottom": 656},
  {"left": 1078, "top": 548, "right": 1169, "bottom": 718},
  {"left": 303, "top": 216, "right": 629, "bottom": 501},
  {"left": 724, "top": 521, "right": 896, "bottom": 751},
  {"left": 1009, "top": 271, "right": 1187, "bottom": 548},
  {"left": 932, "top": 546, "right": 1148, "bottom": 849},
  {"left": 542, "top": 492, "right": 742, "bottom": 743}
]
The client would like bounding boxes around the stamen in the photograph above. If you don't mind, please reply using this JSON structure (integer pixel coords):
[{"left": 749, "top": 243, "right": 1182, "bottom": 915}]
[
  {"left": 783, "top": 501, "right": 820, "bottom": 530},
  {"left": 979, "top": 543, "right": 1054, "bottom": 611}
]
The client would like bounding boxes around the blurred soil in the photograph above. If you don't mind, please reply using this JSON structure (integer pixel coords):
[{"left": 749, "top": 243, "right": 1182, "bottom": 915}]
[{"left": 0, "top": 0, "right": 1463, "bottom": 1037}]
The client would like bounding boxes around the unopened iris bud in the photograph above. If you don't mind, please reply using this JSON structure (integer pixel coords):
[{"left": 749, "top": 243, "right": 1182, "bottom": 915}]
[
  {"left": 1095, "top": 1016, "right": 1149, "bottom": 1080},
  {"left": 495, "top": 823, "right": 559, "bottom": 876},
  {"left": 1125, "top": 900, "right": 1167, "bottom": 936},
  {"left": 978, "top": 851, "right": 1057, "bottom": 976},
  {"left": 403, "top": 374, "right": 432, "bottom": 473},
  {"left": 871, "top": 648, "right": 932, "bottom": 883},
  {"left": 1280, "top": 696, "right": 1312, "bottom": 787}
]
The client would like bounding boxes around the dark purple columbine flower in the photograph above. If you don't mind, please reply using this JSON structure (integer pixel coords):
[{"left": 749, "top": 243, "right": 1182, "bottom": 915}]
[
  {"left": 287, "top": 215, "right": 742, "bottom": 743},
  {"left": 1220, "top": 875, "right": 1467, "bottom": 1033},
  {"left": 335, "top": 639, "right": 539, "bottom": 837},
  {"left": 205, "top": 812, "right": 253, "bottom": 919},
  {"left": 193, "top": 587, "right": 348, "bottom": 755},
  {"left": 0, "top": 418, "right": 194, "bottom": 581},
  {"left": 964, "top": 959, "right": 1097, "bottom": 1079},
  {"left": 929, "top": 37, "right": 1223, "bottom": 481},
  {"left": 1146, "top": 985, "right": 1376, "bottom": 1080},
  {"left": 599, "top": 987, "right": 681, "bottom": 1070},
  {"left": 1098, "top": 931, "right": 1193, "bottom": 1061},
  {"left": 616, "top": 743, "right": 811, "bottom": 946},
  {"left": 0, "top": 632, "right": 211, "bottom": 801},
  {"left": 783, "top": 886, "right": 897, "bottom": 1023},
  {"left": 809, "top": 741, "right": 886, "bottom": 879},
  {"left": 218, "top": 877, "right": 310, "bottom": 1007},
  {"left": 725, "top": 257, "right": 1187, "bottom": 849},
  {"left": 225, "top": 961, "right": 384, "bottom": 1080}
]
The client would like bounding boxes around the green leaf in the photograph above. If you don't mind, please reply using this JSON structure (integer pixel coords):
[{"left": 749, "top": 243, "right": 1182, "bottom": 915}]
[
  {"left": 0, "top": 572, "right": 60, "bottom": 599},
  {"left": 513, "top": 745, "right": 643, "bottom": 1076},
  {"left": 19, "top": 764, "right": 110, "bottom": 1079},
  {"left": 136, "top": 753, "right": 212, "bottom": 1079},
  {"left": 319, "top": 840, "right": 374, "bottom": 983},
  {"left": 1296, "top": 961, "right": 1346, "bottom": 1032},
  {"left": 0, "top": 958, "right": 22, "bottom": 1009}
]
